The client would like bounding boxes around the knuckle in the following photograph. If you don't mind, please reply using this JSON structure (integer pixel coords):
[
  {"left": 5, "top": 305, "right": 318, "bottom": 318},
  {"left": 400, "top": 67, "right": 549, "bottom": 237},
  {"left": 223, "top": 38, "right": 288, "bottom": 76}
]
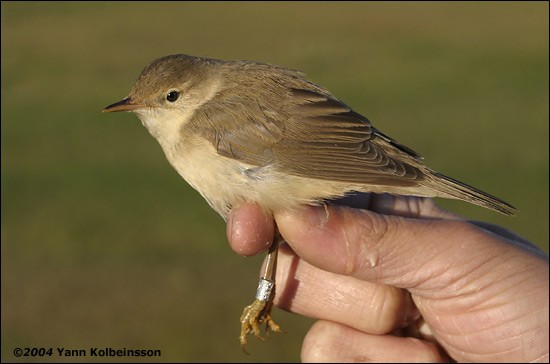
[{"left": 345, "top": 211, "right": 392, "bottom": 275}]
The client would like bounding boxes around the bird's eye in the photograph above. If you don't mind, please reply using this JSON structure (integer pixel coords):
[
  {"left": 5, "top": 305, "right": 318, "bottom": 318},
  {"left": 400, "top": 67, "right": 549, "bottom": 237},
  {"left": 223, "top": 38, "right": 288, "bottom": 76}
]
[{"left": 166, "top": 91, "right": 180, "bottom": 102}]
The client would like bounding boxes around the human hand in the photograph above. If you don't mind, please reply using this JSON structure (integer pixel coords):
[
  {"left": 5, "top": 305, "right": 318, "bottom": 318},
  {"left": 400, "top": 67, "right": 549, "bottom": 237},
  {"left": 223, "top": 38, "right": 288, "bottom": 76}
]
[{"left": 226, "top": 195, "right": 549, "bottom": 362}]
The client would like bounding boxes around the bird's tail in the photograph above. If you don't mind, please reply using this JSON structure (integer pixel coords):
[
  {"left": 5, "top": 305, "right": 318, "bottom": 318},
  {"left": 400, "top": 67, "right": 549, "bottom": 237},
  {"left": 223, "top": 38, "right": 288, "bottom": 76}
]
[{"left": 432, "top": 172, "right": 517, "bottom": 216}]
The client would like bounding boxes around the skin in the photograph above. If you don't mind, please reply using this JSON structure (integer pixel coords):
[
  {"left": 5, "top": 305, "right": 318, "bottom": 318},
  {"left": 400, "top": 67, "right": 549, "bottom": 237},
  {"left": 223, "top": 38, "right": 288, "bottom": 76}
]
[{"left": 226, "top": 196, "right": 549, "bottom": 362}]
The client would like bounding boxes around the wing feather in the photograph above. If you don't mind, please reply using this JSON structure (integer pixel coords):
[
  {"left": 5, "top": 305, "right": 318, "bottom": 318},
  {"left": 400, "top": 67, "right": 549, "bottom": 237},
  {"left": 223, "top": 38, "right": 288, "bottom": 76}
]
[{"left": 188, "top": 82, "right": 427, "bottom": 187}]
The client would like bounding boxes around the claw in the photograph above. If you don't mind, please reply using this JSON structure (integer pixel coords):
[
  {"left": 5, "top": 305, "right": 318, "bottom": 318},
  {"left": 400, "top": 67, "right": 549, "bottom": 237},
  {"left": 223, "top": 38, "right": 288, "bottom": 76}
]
[{"left": 239, "top": 298, "right": 281, "bottom": 353}]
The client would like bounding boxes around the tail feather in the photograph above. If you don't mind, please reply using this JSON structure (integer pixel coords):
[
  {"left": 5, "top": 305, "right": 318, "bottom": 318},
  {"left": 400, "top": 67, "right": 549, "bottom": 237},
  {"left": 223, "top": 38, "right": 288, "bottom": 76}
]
[{"left": 433, "top": 172, "right": 517, "bottom": 216}]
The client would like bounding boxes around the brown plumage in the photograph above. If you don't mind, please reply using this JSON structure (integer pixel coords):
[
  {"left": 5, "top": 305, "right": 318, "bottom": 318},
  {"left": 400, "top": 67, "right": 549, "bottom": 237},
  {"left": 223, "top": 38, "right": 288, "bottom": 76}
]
[{"left": 152, "top": 55, "right": 517, "bottom": 215}]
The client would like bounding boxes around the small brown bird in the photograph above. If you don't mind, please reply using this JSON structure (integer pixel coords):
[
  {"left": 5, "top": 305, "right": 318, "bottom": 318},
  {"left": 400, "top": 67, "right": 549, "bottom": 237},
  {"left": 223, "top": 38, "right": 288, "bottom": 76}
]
[{"left": 104, "top": 54, "right": 516, "bottom": 350}]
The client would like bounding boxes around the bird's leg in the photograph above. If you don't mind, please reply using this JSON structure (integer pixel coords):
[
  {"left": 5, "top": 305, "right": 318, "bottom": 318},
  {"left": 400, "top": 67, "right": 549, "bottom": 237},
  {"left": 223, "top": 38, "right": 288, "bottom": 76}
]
[{"left": 239, "top": 229, "right": 282, "bottom": 353}]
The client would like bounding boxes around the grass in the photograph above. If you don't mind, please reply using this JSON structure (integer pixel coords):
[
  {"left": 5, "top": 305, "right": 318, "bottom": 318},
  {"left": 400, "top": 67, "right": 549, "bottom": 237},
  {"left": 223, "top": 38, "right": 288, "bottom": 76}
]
[{"left": 1, "top": 2, "right": 548, "bottom": 362}]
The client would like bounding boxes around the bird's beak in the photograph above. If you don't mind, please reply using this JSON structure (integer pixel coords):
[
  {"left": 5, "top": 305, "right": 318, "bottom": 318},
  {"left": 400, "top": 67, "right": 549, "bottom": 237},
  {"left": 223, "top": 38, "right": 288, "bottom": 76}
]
[{"left": 103, "top": 97, "right": 145, "bottom": 113}]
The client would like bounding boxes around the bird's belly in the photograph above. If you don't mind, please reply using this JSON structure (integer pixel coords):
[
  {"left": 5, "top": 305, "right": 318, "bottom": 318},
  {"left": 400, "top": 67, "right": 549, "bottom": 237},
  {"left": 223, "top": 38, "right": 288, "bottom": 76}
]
[{"left": 163, "top": 138, "right": 357, "bottom": 219}]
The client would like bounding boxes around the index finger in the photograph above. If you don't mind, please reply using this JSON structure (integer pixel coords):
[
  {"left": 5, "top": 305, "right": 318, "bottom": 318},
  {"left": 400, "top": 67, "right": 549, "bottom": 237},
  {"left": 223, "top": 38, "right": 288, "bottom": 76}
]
[{"left": 226, "top": 203, "right": 274, "bottom": 256}]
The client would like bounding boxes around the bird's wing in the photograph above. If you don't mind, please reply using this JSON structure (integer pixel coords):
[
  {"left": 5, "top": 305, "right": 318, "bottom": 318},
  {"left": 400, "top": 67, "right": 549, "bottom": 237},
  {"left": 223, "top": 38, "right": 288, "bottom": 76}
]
[{"left": 190, "top": 86, "right": 428, "bottom": 187}]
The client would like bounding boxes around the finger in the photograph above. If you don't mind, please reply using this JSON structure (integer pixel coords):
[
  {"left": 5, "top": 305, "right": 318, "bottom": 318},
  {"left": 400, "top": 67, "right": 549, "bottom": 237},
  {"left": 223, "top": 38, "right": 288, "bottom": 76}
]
[
  {"left": 226, "top": 196, "right": 454, "bottom": 257},
  {"left": 301, "top": 320, "right": 447, "bottom": 363},
  {"left": 226, "top": 203, "right": 274, "bottom": 256},
  {"left": 275, "top": 205, "right": 549, "bottom": 362},
  {"left": 273, "top": 244, "right": 420, "bottom": 334},
  {"left": 331, "top": 193, "right": 458, "bottom": 220},
  {"left": 273, "top": 204, "right": 538, "bottom": 295},
  {"left": 367, "top": 194, "right": 460, "bottom": 220}
]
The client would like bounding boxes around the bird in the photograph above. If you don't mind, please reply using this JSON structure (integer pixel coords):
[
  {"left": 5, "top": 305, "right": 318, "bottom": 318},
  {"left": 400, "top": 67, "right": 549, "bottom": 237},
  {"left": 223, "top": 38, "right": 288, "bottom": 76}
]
[{"left": 103, "top": 54, "right": 516, "bottom": 350}]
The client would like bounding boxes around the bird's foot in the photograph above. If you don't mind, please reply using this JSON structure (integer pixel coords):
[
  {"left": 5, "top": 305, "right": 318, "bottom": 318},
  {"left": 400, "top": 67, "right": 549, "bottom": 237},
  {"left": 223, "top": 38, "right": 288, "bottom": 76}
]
[{"left": 239, "top": 297, "right": 281, "bottom": 353}]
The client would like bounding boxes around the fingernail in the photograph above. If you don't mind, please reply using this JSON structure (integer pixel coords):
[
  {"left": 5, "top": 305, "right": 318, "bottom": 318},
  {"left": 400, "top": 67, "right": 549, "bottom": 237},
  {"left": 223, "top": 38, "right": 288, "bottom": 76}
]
[{"left": 291, "top": 205, "right": 328, "bottom": 227}]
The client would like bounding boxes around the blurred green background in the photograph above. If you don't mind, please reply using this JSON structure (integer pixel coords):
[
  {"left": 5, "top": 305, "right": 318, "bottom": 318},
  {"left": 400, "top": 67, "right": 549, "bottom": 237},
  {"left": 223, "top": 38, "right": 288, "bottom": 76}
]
[{"left": 1, "top": 1, "right": 548, "bottom": 362}]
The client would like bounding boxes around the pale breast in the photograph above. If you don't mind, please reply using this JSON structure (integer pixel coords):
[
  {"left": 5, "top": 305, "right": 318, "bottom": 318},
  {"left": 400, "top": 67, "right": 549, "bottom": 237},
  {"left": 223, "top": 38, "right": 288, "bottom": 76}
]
[{"left": 162, "top": 134, "right": 374, "bottom": 218}]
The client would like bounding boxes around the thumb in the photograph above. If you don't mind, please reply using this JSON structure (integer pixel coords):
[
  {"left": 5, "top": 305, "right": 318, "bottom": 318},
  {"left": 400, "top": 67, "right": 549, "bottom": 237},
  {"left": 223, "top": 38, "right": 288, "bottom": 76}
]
[{"left": 273, "top": 204, "right": 538, "bottom": 298}]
